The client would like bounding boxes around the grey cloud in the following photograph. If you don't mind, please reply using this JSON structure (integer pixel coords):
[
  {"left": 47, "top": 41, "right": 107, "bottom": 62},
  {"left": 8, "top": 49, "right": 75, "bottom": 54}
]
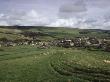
[
  {"left": 83, "top": 19, "right": 97, "bottom": 24},
  {"left": 58, "top": 0, "right": 87, "bottom": 18},
  {"left": 86, "top": 0, "right": 110, "bottom": 8},
  {"left": 59, "top": 0, "right": 87, "bottom": 13},
  {"left": 104, "top": 12, "right": 110, "bottom": 22}
]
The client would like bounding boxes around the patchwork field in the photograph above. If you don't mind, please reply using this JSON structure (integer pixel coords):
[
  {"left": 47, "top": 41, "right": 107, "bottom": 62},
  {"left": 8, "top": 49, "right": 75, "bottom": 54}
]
[{"left": 0, "top": 26, "right": 110, "bottom": 82}]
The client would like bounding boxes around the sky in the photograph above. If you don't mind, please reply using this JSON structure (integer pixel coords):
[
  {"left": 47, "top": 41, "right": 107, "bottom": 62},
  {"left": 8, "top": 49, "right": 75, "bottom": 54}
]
[{"left": 0, "top": 0, "right": 110, "bottom": 29}]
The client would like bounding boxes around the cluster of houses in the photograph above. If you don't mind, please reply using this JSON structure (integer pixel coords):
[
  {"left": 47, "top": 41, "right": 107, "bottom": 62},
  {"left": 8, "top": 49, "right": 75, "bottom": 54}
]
[
  {"left": 0, "top": 31, "right": 50, "bottom": 48},
  {"left": 0, "top": 36, "right": 110, "bottom": 52},
  {"left": 0, "top": 38, "right": 43, "bottom": 47},
  {"left": 52, "top": 37, "right": 110, "bottom": 52}
]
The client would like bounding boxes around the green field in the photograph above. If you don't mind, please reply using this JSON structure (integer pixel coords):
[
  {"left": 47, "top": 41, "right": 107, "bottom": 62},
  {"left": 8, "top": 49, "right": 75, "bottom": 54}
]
[{"left": 0, "top": 26, "right": 110, "bottom": 82}]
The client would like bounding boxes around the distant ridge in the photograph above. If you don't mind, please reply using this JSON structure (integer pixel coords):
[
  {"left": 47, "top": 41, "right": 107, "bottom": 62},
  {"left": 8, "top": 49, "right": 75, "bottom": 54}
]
[{"left": 0, "top": 26, "right": 110, "bottom": 31}]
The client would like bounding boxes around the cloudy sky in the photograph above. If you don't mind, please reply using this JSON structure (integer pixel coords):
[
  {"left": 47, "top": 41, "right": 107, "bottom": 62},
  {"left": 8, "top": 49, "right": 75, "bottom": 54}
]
[{"left": 0, "top": 0, "right": 110, "bottom": 29}]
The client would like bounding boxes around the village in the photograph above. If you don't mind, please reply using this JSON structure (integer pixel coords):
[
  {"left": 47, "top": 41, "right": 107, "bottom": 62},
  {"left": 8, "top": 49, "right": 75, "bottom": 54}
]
[{"left": 0, "top": 34, "right": 110, "bottom": 52}]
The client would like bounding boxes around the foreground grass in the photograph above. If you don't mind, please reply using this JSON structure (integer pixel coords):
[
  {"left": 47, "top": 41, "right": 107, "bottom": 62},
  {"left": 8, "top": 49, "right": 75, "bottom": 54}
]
[
  {"left": 0, "top": 46, "right": 110, "bottom": 82},
  {"left": 51, "top": 48, "right": 110, "bottom": 82}
]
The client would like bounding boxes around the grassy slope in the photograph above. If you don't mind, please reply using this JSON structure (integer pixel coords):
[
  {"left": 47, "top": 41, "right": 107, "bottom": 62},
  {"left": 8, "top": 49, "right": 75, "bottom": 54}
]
[
  {"left": 0, "top": 27, "right": 80, "bottom": 41},
  {"left": 0, "top": 46, "right": 110, "bottom": 82},
  {"left": 0, "top": 26, "right": 109, "bottom": 40},
  {"left": 0, "top": 27, "right": 110, "bottom": 82},
  {"left": 27, "top": 27, "right": 110, "bottom": 39},
  {"left": 0, "top": 28, "right": 25, "bottom": 40}
]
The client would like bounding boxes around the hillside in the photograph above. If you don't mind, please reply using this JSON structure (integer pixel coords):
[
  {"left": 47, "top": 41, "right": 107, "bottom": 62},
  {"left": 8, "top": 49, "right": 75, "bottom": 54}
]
[
  {"left": 0, "top": 26, "right": 110, "bottom": 40},
  {"left": 0, "top": 26, "right": 110, "bottom": 82}
]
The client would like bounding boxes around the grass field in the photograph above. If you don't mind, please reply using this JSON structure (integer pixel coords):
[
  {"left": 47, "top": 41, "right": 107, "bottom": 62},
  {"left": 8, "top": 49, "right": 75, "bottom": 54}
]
[
  {"left": 0, "top": 26, "right": 110, "bottom": 82},
  {"left": 0, "top": 46, "right": 110, "bottom": 82}
]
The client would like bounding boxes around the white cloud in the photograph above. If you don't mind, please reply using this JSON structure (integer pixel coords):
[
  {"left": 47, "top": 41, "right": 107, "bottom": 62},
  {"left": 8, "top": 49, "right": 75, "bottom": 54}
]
[
  {"left": 0, "top": 9, "right": 110, "bottom": 30},
  {"left": 0, "top": 21, "right": 9, "bottom": 26},
  {"left": 48, "top": 18, "right": 79, "bottom": 27},
  {"left": 18, "top": 10, "right": 50, "bottom": 26},
  {"left": 0, "top": 14, "right": 4, "bottom": 18},
  {"left": 0, "top": 10, "right": 50, "bottom": 26},
  {"left": 48, "top": 16, "right": 110, "bottom": 30}
]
